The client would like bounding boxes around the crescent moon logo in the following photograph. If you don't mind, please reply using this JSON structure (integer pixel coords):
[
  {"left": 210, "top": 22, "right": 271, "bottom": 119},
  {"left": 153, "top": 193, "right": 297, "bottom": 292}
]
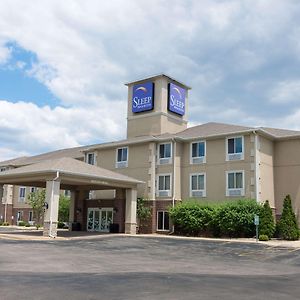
[
  {"left": 135, "top": 86, "right": 147, "bottom": 93},
  {"left": 173, "top": 87, "right": 182, "bottom": 99}
]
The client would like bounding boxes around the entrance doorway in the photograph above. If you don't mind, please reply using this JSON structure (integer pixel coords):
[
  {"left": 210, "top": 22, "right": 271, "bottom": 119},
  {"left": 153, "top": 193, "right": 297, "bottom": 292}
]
[{"left": 87, "top": 208, "right": 113, "bottom": 232}]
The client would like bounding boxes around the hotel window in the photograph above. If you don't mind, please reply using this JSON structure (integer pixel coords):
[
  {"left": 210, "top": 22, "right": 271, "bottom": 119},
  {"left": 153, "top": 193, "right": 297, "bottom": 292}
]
[
  {"left": 116, "top": 147, "right": 128, "bottom": 168},
  {"left": 226, "top": 136, "right": 244, "bottom": 161},
  {"left": 17, "top": 211, "right": 23, "bottom": 222},
  {"left": 19, "top": 187, "right": 26, "bottom": 202},
  {"left": 158, "top": 143, "right": 172, "bottom": 165},
  {"left": 157, "top": 211, "right": 170, "bottom": 231},
  {"left": 157, "top": 174, "right": 171, "bottom": 197},
  {"left": 226, "top": 171, "right": 245, "bottom": 197},
  {"left": 190, "top": 141, "right": 206, "bottom": 164},
  {"left": 86, "top": 152, "right": 96, "bottom": 165},
  {"left": 30, "top": 187, "right": 36, "bottom": 194},
  {"left": 190, "top": 173, "right": 206, "bottom": 197}
]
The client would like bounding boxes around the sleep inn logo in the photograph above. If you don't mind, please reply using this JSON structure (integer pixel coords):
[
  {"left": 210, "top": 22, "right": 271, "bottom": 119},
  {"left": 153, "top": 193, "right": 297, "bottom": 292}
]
[
  {"left": 168, "top": 83, "right": 186, "bottom": 116},
  {"left": 132, "top": 81, "right": 154, "bottom": 113}
]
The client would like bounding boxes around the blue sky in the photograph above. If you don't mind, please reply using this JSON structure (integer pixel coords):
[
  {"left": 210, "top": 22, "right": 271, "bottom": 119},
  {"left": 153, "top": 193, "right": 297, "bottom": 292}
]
[{"left": 0, "top": 0, "right": 300, "bottom": 161}]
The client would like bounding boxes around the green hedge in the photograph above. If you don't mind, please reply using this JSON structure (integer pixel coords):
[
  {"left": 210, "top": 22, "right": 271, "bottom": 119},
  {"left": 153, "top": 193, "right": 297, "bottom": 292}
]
[{"left": 169, "top": 199, "right": 263, "bottom": 238}]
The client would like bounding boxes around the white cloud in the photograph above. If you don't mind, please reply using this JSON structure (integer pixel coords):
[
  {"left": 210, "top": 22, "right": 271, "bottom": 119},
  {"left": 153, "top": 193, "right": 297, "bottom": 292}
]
[
  {"left": 0, "top": 1, "right": 300, "bottom": 160},
  {"left": 0, "top": 100, "right": 126, "bottom": 156},
  {"left": 269, "top": 80, "right": 300, "bottom": 104}
]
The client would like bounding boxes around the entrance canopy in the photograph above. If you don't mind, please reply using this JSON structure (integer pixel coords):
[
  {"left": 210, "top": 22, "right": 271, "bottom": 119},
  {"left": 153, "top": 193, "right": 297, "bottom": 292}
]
[
  {"left": 0, "top": 157, "right": 142, "bottom": 190},
  {"left": 0, "top": 157, "right": 142, "bottom": 237}
]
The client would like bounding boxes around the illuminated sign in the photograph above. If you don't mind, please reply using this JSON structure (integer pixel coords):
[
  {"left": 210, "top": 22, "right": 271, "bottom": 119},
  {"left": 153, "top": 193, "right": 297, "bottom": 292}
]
[
  {"left": 168, "top": 83, "right": 186, "bottom": 116},
  {"left": 132, "top": 82, "right": 154, "bottom": 113}
]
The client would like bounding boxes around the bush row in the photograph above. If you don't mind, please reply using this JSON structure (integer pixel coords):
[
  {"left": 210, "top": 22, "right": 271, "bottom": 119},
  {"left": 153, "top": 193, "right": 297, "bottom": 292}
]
[
  {"left": 169, "top": 199, "right": 262, "bottom": 238},
  {"left": 169, "top": 197, "right": 299, "bottom": 240}
]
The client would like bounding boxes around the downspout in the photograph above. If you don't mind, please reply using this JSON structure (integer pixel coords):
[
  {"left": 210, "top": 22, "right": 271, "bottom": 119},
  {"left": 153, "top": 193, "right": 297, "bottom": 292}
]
[
  {"left": 171, "top": 138, "right": 176, "bottom": 234},
  {"left": 253, "top": 131, "right": 260, "bottom": 203},
  {"left": 49, "top": 171, "right": 60, "bottom": 238}
]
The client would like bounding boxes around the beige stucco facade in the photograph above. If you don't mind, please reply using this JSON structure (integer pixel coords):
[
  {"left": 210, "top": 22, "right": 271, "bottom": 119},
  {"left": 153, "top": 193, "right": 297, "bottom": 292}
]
[{"left": 2, "top": 74, "right": 300, "bottom": 231}]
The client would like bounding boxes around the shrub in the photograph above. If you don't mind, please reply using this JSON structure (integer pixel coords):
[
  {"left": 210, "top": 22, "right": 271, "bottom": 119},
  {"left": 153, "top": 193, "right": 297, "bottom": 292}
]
[
  {"left": 25, "top": 223, "right": 31, "bottom": 227},
  {"left": 18, "top": 221, "right": 26, "bottom": 226},
  {"left": 215, "top": 199, "right": 261, "bottom": 238},
  {"left": 259, "top": 200, "right": 275, "bottom": 238},
  {"left": 57, "top": 221, "right": 65, "bottom": 229},
  {"left": 0, "top": 222, "right": 3, "bottom": 226},
  {"left": 277, "top": 195, "right": 300, "bottom": 240},
  {"left": 2, "top": 222, "right": 9, "bottom": 226},
  {"left": 169, "top": 201, "right": 215, "bottom": 236},
  {"left": 169, "top": 199, "right": 262, "bottom": 238},
  {"left": 259, "top": 234, "right": 269, "bottom": 241}
]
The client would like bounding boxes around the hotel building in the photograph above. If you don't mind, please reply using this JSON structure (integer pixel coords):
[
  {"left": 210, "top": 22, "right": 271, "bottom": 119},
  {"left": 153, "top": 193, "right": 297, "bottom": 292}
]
[{"left": 1, "top": 74, "right": 300, "bottom": 235}]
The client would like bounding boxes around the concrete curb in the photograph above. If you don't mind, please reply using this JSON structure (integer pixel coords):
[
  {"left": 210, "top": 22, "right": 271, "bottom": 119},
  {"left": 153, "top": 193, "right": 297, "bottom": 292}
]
[{"left": 1, "top": 231, "right": 300, "bottom": 249}]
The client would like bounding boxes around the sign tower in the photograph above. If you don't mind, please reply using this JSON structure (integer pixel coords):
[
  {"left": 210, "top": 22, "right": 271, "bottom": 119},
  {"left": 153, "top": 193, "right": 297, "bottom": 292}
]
[{"left": 125, "top": 74, "right": 190, "bottom": 138}]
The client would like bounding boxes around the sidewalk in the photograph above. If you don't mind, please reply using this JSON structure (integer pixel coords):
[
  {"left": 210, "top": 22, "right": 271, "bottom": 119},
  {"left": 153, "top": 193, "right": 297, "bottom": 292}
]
[{"left": 1, "top": 227, "right": 300, "bottom": 248}]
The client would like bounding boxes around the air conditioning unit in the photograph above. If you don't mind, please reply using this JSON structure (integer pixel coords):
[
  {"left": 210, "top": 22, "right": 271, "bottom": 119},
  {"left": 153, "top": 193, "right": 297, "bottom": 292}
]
[
  {"left": 228, "top": 189, "right": 243, "bottom": 196},
  {"left": 192, "top": 157, "right": 205, "bottom": 164},
  {"left": 159, "top": 158, "right": 171, "bottom": 165},
  {"left": 158, "top": 190, "right": 170, "bottom": 197},
  {"left": 116, "top": 161, "right": 128, "bottom": 168},
  {"left": 228, "top": 153, "right": 243, "bottom": 161},
  {"left": 191, "top": 190, "right": 204, "bottom": 197}
]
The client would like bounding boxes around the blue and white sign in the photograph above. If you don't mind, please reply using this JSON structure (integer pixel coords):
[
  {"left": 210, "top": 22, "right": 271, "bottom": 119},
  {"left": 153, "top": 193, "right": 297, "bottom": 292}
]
[
  {"left": 132, "top": 81, "right": 154, "bottom": 113},
  {"left": 168, "top": 83, "right": 186, "bottom": 116}
]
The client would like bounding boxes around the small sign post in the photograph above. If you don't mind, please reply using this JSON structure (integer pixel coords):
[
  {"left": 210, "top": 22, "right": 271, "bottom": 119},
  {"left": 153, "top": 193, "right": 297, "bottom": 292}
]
[{"left": 254, "top": 214, "right": 259, "bottom": 242}]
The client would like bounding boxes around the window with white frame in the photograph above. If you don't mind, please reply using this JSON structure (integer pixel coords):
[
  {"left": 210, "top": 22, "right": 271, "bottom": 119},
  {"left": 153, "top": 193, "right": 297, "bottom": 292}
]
[
  {"left": 190, "top": 141, "right": 206, "bottom": 164},
  {"left": 190, "top": 173, "right": 206, "bottom": 197},
  {"left": 30, "top": 187, "right": 36, "bottom": 194},
  {"left": 226, "top": 171, "right": 245, "bottom": 197},
  {"left": 158, "top": 143, "right": 172, "bottom": 164},
  {"left": 86, "top": 152, "right": 96, "bottom": 165},
  {"left": 226, "top": 136, "right": 244, "bottom": 161},
  {"left": 157, "top": 174, "right": 171, "bottom": 197},
  {"left": 116, "top": 147, "right": 128, "bottom": 168},
  {"left": 19, "top": 187, "right": 26, "bottom": 202},
  {"left": 29, "top": 211, "right": 33, "bottom": 222},
  {"left": 157, "top": 211, "right": 170, "bottom": 231},
  {"left": 17, "top": 211, "right": 23, "bottom": 222}
]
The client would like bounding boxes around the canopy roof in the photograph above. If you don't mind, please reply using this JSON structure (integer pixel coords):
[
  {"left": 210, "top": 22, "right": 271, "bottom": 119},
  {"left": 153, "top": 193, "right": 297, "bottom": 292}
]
[{"left": 0, "top": 157, "right": 142, "bottom": 190}]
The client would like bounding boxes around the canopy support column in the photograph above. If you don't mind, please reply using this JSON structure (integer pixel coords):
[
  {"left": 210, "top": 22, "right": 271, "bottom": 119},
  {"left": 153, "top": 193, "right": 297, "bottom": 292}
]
[
  {"left": 43, "top": 180, "right": 60, "bottom": 237},
  {"left": 125, "top": 188, "right": 137, "bottom": 234}
]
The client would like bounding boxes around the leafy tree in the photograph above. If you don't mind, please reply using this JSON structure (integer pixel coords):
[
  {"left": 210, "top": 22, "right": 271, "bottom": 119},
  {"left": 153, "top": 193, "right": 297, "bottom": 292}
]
[
  {"left": 259, "top": 200, "right": 275, "bottom": 238},
  {"left": 58, "top": 195, "right": 70, "bottom": 222},
  {"left": 277, "top": 195, "right": 300, "bottom": 240},
  {"left": 27, "top": 189, "right": 46, "bottom": 229},
  {"left": 136, "top": 197, "right": 151, "bottom": 229}
]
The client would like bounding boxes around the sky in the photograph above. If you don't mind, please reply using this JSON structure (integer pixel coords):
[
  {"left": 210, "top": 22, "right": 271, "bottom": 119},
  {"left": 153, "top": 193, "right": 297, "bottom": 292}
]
[{"left": 1, "top": 0, "right": 300, "bottom": 161}]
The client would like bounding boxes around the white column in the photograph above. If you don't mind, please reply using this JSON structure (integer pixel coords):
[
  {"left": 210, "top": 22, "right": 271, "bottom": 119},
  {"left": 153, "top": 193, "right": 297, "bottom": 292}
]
[
  {"left": 43, "top": 180, "right": 60, "bottom": 237},
  {"left": 68, "top": 190, "right": 76, "bottom": 231},
  {"left": 0, "top": 184, "right": 3, "bottom": 201},
  {"left": 125, "top": 188, "right": 137, "bottom": 234}
]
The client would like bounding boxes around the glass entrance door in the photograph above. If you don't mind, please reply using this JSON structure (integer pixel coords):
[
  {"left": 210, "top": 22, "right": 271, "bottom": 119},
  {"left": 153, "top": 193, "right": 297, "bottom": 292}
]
[{"left": 87, "top": 208, "right": 113, "bottom": 232}]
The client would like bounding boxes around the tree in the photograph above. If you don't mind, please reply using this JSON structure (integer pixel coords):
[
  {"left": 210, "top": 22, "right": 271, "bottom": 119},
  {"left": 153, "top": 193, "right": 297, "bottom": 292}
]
[
  {"left": 136, "top": 198, "right": 151, "bottom": 231},
  {"left": 58, "top": 195, "right": 70, "bottom": 222},
  {"left": 277, "top": 195, "right": 300, "bottom": 240},
  {"left": 27, "top": 189, "right": 46, "bottom": 229},
  {"left": 259, "top": 200, "right": 275, "bottom": 238}
]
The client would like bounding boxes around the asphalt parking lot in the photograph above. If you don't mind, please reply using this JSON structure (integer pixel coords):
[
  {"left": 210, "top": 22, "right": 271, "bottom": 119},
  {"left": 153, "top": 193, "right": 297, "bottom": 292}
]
[{"left": 0, "top": 236, "right": 300, "bottom": 300}]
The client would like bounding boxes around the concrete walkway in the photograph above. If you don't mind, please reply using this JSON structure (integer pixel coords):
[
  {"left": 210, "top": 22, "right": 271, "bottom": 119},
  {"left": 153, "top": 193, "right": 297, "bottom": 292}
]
[{"left": 1, "top": 226, "right": 300, "bottom": 248}]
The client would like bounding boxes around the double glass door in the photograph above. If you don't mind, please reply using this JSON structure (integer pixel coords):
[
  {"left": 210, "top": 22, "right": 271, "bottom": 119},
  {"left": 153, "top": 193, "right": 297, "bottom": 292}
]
[{"left": 87, "top": 208, "right": 113, "bottom": 232}]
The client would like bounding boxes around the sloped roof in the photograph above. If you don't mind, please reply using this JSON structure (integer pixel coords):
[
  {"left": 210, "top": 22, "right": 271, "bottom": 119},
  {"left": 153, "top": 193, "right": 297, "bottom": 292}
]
[
  {"left": 0, "top": 146, "right": 85, "bottom": 167},
  {"left": 260, "top": 127, "right": 300, "bottom": 139},
  {"left": 175, "top": 122, "right": 255, "bottom": 139},
  {"left": 0, "top": 157, "right": 142, "bottom": 185}
]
